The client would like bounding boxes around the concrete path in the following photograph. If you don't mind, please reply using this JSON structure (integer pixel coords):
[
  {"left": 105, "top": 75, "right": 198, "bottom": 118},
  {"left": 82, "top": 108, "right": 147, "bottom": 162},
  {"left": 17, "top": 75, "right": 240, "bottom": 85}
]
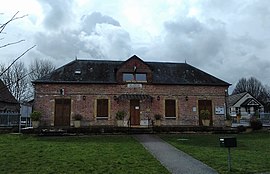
[{"left": 133, "top": 134, "right": 218, "bottom": 174}]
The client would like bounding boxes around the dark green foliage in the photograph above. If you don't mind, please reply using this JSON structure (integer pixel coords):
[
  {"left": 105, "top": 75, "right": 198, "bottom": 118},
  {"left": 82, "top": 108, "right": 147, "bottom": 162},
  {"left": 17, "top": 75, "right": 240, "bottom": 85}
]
[{"left": 250, "top": 116, "right": 263, "bottom": 130}]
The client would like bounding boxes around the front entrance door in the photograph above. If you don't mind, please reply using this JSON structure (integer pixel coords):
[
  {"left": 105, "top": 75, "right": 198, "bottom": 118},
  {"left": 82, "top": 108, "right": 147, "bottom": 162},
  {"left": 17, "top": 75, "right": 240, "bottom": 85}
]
[
  {"left": 130, "top": 100, "right": 140, "bottom": 125},
  {"left": 54, "top": 99, "right": 71, "bottom": 127},
  {"left": 198, "top": 100, "right": 212, "bottom": 126}
]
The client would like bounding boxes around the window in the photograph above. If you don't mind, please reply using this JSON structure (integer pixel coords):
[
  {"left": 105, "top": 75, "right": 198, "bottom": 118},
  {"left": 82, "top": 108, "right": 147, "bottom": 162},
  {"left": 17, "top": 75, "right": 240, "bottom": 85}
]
[
  {"left": 165, "top": 99, "right": 176, "bottom": 118},
  {"left": 135, "top": 74, "right": 147, "bottom": 81},
  {"left": 97, "top": 99, "right": 108, "bottom": 119},
  {"left": 123, "top": 73, "right": 134, "bottom": 81},
  {"left": 236, "top": 107, "right": 241, "bottom": 115},
  {"left": 123, "top": 73, "right": 147, "bottom": 82}
]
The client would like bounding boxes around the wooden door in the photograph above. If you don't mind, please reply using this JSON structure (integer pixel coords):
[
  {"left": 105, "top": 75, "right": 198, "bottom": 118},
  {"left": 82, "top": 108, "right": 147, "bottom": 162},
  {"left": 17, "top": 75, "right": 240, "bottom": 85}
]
[
  {"left": 198, "top": 100, "right": 212, "bottom": 126},
  {"left": 54, "top": 99, "right": 71, "bottom": 127},
  {"left": 130, "top": 100, "right": 140, "bottom": 125}
]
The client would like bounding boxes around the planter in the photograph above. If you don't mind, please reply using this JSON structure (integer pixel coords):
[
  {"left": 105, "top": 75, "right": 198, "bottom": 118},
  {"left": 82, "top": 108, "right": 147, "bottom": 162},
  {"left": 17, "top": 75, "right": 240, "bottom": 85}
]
[
  {"left": 74, "top": 120, "right": 81, "bottom": 128},
  {"left": 155, "top": 120, "right": 161, "bottom": 127},
  {"left": 117, "top": 120, "right": 124, "bottom": 127},
  {"left": 32, "top": 121, "right": 40, "bottom": 128},
  {"left": 225, "top": 120, "right": 232, "bottom": 127},
  {"left": 202, "top": 119, "right": 210, "bottom": 126}
]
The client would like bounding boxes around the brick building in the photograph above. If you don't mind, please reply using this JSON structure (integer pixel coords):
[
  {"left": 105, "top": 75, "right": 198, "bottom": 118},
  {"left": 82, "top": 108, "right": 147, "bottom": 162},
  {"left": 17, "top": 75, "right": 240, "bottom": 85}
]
[{"left": 33, "top": 55, "right": 230, "bottom": 127}]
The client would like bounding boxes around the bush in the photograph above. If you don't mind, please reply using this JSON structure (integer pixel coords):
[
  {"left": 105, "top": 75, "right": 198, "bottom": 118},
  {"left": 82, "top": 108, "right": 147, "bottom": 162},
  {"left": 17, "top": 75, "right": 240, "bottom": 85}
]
[
  {"left": 73, "top": 114, "right": 83, "bottom": 120},
  {"left": 154, "top": 114, "right": 162, "bottom": 120},
  {"left": 250, "top": 116, "right": 263, "bottom": 130},
  {"left": 237, "top": 125, "right": 246, "bottom": 133},
  {"left": 116, "top": 111, "right": 126, "bottom": 120},
  {"left": 30, "top": 111, "right": 42, "bottom": 121}
]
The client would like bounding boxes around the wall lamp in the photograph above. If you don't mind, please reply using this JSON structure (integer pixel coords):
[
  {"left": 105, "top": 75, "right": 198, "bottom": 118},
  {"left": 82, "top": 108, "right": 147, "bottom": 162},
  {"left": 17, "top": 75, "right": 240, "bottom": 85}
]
[
  {"left": 157, "top": 96, "right": 160, "bottom": 101},
  {"left": 185, "top": 96, "right": 189, "bottom": 101},
  {"left": 83, "top": 96, "right": 86, "bottom": 100}
]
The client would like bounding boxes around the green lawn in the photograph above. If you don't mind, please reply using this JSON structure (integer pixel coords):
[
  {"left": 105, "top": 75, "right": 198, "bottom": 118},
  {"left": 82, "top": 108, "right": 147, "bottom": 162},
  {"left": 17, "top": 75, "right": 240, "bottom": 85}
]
[
  {"left": 0, "top": 134, "right": 169, "bottom": 174},
  {"left": 161, "top": 132, "right": 270, "bottom": 174}
]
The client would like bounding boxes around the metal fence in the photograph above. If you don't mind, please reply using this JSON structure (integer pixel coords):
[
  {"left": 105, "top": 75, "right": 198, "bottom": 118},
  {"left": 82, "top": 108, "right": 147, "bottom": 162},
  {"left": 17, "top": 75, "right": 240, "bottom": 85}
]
[
  {"left": 260, "top": 113, "right": 270, "bottom": 125},
  {"left": 0, "top": 113, "right": 20, "bottom": 127}
]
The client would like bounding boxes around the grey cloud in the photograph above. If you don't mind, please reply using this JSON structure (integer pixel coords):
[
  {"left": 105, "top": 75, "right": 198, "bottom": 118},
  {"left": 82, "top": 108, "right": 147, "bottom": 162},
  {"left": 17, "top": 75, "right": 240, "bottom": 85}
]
[
  {"left": 35, "top": 12, "right": 131, "bottom": 61},
  {"left": 144, "top": 17, "right": 226, "bottom": 67},
  {"left": 81, "top": 12, "right": 121, "bottom": 34},
  {"left": 40, "top": 0, "right": 74, "bottom": 30}
]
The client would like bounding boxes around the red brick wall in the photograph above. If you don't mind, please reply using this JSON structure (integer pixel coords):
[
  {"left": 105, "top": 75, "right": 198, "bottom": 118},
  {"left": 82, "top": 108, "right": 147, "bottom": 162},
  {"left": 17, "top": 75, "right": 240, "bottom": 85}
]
[{"left": 34, "top": 83, "right": 227, "bottom": 127}]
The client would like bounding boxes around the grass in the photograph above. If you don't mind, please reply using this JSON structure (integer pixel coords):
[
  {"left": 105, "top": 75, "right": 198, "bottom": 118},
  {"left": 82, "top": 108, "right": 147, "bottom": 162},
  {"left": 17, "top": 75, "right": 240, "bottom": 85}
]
[
  {"left": 160, "top": 132, "right": 270, "bottom": 174},
  {"left": 0, "top": 134, "right": 169, "bottom": 174}
]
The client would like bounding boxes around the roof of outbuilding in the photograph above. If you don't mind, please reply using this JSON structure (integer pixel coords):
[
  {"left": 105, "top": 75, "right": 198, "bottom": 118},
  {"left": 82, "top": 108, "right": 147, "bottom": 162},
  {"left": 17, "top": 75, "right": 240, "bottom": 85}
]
[
  {"left": 0, "top": 79, "right": 18, "bottom": 104},
  {"left": 228, "top": 92, "right": 248, "bottom": 106},
  {"left": 34, "top": 55, "right": 230, "bottom": 86}
]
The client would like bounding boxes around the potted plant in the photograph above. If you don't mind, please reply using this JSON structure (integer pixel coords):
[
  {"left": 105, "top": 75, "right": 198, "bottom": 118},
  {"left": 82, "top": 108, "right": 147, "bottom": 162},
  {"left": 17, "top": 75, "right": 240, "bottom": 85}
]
[
  {"left": 154, "top": 114, "right": 162, "bottom": 126},
  {"left": 73, "top": 113, "right": 83, "bottom": 128},
  {"left": 30, "top": 111, "right": 42, "bottom": 128},
  {"left": 200, "top": 109, "right": 211, "bottom": 126},
  {"left": 225, "top": 114, "right": 232, "bottom": 127},
  {"left": 116, "top": 110, "right": 126, "bottom": 127}
]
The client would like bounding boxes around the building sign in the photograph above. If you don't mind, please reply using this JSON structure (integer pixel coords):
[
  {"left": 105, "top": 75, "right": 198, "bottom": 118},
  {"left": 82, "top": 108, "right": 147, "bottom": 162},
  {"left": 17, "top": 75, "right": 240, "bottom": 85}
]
[
  {"left": 127, "top": 84, "right": 142, "bottom": 88},
  {"left": 215, "top": 106, "right": 225, "bottom": 115}
]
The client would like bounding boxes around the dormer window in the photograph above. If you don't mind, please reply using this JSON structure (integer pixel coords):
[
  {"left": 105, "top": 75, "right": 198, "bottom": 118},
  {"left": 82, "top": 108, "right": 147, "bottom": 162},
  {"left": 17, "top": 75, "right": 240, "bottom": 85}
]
[{"left": 123, "top": 73, "right": 147, "bottom": 82}]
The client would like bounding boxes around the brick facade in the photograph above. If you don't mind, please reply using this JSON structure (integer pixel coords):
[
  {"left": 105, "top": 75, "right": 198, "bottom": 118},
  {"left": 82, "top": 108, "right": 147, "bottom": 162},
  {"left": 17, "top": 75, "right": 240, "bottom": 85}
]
[{"left": 34, "top": 83, "right": 227, "bottom": 127}]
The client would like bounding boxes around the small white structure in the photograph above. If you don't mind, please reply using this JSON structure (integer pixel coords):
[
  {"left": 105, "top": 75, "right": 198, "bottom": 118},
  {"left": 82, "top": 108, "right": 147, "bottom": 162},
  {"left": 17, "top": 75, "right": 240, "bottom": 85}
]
[{"left": 228, "top": 92, "right": 264, "bottom": 119}]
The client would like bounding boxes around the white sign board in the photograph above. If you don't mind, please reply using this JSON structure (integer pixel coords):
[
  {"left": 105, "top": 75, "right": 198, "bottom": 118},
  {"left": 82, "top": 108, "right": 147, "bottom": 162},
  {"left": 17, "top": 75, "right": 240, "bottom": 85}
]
[
  {"left": 127, "top": 84, "right": 142, "bottom": 88},
  {"left": 215, "top": 106, "right": 225, "bottom": 115}
]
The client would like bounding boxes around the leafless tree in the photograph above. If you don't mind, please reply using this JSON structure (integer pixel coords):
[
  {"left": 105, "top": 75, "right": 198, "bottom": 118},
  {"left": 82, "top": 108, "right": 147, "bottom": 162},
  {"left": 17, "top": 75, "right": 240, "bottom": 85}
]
[
  {"left": 0, "top": 11, "right": 36, "bottom": 102},
  {"left": 0, "top": 61, "right": 29, "bottom": 102},
  {"left": 29, "top": 58, "right": 55, "bottom": 81},
  {"left": 232, "top": 77, "right": 269, "bottom": 103}
]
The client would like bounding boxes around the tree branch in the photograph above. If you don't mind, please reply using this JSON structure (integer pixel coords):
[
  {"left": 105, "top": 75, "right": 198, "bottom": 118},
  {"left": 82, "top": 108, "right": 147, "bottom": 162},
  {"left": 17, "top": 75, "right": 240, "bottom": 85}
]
[
  {"left": 0, "top": 39, "right": 25, "bottom": 49},
  {"left": 0, "top": 45, "right": 36, "bottom": 77},
  {"left": 0, "top": 11, "right": 28, "bottom": 34}
]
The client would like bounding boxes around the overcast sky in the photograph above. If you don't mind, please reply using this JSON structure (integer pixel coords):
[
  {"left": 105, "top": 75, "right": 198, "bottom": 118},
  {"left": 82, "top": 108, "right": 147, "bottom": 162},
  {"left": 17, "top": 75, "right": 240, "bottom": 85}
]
[{"left": 1, "top": 0, "right": 270, "bottom": 92}]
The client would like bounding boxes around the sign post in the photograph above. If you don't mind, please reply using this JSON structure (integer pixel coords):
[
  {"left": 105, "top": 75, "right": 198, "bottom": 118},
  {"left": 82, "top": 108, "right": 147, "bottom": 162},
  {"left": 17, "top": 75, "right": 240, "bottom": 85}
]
[{"left": 220, "top": 137, "right": 237, "bottom": 171}]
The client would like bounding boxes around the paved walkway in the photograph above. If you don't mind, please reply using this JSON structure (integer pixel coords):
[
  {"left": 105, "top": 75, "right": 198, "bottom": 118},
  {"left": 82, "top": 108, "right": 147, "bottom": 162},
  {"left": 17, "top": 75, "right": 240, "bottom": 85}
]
[{"left": 133, "top": 134, "right": 218, "bottom": 174}]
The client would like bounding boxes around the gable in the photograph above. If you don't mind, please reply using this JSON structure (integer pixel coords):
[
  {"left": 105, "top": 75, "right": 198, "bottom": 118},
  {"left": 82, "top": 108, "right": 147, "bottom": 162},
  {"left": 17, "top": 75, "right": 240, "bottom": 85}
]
[
  {"left": 230, "top": 92, "right": 263, "bottom": 107},
  {"left": 116, "top": 55, "right": 153, "bottom": 83}
]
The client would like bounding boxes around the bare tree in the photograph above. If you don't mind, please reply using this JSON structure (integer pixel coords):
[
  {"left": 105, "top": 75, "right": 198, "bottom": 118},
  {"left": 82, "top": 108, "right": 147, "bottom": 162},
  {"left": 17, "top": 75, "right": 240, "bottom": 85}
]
[
  {"left": 232, "top": 77, "right": 269, "bottom": 103},
  {"left": 0, "top": 11, "right": 36, "bottom": 102},
  {"left": 0, "top": 61, "right": 29, "bottom": 102},
  {"left": 29, "top": 58, "right": 55, "bottom": 81}
]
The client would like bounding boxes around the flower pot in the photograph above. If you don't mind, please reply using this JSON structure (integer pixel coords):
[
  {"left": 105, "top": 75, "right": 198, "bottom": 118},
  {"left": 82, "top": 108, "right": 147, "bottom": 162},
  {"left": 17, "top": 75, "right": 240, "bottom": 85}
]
[
  {"left": 32, "top": 121, "right": 40, "bottom": 128},
  {"left": 225, "top": 120, "right": 232, "bottom": 127},
  {"left": 202, "top": 119, "right": 210, "bottom": 126},
  {"left": 74, "top": 120, "right": 81, "bottom": 128},
  {"left": 155, "top": 120, "right": 161, "bottom": 126},
  {"left": 117, "top": 120, "right": 124, "bottom": 127}
]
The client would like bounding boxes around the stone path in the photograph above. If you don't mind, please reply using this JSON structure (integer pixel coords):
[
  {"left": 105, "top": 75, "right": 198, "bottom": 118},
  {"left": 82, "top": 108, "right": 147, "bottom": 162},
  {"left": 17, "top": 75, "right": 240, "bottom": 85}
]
[{"left": 133, "top": 134, "right": 218, "bottom": 174}]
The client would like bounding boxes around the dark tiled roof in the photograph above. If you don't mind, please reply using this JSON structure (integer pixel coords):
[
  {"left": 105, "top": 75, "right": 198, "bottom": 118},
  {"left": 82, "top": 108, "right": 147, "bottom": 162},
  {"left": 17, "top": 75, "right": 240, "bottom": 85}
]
[
  {"left": 228, "top": 92, "right": 247, "bottom": 106},
  {"left": 34, "top": 56, "right": 230, "bottom": 86},
  {"left": 0, "top": 79, "right": 18, "bottom": 104}
]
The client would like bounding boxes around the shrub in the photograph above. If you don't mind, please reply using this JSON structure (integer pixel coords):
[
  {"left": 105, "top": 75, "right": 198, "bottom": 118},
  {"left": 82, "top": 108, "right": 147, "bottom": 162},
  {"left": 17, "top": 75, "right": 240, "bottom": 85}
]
[
  {"left": 154, "top": 114, "right": 162, "bottom": 120},
  {"left": 200, "top": 110, "right": 211, "bottom": 120},
  {"left": 237, "top": 125, "right": 246, "bottom": 133},
  {"left": 116, "top": 111, "right": 126, "bottom": 120},
  {"left": 250, "top": 116, "right": 263, "bottom": 130},
  {"left": 30, "top": 111, "right": 42, "bottom": 121},
  {"left": 73, "top": 114, "right": 83, "bottom": 120}
]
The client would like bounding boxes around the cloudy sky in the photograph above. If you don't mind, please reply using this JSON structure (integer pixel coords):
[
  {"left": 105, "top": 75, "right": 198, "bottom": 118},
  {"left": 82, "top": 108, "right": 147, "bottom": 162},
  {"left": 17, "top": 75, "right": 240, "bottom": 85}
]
[{"left": 1, "top": 0, "right": 270, "bottom": 92}]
